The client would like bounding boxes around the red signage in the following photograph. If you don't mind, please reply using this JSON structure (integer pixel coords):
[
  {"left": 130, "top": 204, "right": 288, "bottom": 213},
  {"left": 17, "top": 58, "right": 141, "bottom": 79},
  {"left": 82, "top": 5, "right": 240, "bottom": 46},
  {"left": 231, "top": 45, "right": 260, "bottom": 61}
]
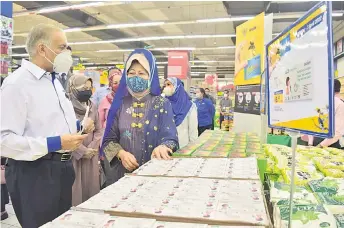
[{"left": 167, "top": 51, "right": 190, "bottom": 79}]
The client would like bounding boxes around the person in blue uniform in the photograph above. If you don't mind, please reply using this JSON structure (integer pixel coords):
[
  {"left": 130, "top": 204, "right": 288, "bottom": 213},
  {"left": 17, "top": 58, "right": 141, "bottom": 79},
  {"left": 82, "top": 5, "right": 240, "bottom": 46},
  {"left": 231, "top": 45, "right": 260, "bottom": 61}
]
[{"left": 194, "top": 88, "right": 215, "bottom": 136}]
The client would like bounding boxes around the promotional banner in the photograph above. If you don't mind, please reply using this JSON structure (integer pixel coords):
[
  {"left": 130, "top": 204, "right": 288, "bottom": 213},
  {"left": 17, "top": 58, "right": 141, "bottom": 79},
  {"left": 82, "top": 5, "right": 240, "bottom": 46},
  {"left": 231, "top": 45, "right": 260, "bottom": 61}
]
[
  {"left": 204, "top": 73, "right": 218, "bottom": 92},
  {"left": 234, "top": 13, "right": 265, "bottom": 86},
  {"left": 167, "top": 51, "right": 190, "bottom": 79},
  {"left": 266, "top": 1, "right": 334, "bottom": 137},
  {"left": 0, "top": 3, "right": 13, "bottom": 77},
  {"left": 234, "top": 84, "right": 261, "bottom": 115}
]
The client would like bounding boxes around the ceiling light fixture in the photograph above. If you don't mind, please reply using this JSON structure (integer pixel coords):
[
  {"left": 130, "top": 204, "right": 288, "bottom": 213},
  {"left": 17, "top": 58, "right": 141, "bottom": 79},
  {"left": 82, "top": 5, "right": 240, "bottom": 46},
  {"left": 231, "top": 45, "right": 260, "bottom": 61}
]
[
  {"left": 107, "top": 21, "right": 165, "bottom": 29},
  {"left": 13, "top": 10, "right": 343, "bottom": 35},
  {"left": 152, "top": 47, "right": 195, "bottom": 51},
  {"left": 11, "top": 53, "right": 29, "bottom": 57},
  {"left": 10, "top": 45, "right": 26, "bottom": 49},
  {"left": 66, "top": 34, "right": 236, "bottom": 46},
  {"left": 332, "top": 12, "right": 344, "bottom": 17},
  {"left": 196, "top": 16, "right": 254, "bottom": 23},
  {"left": 96, "top": 49, "right": 134, "bottom": 53},
  {"left": 64, "top": 27, "right": 82, "bottom": 33},
  {"left": 39, "top": 2, "right": 105, "bottom": 14},
  {"left": 14, "top": 2, "right": 109, "bottom": 17}
]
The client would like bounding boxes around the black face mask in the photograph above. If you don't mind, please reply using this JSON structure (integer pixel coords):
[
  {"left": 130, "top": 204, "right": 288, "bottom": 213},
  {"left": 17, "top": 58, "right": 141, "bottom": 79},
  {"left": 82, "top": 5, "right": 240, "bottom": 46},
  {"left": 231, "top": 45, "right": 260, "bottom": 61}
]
[{"left": 77, "top": 90, "right": 92, "bottom": 102}]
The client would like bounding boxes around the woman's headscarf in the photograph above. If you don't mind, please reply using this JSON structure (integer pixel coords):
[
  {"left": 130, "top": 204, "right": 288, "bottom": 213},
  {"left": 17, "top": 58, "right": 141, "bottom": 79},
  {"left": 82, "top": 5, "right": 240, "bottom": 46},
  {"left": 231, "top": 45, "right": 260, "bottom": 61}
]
[
  {"left": 106, "top": 67, "right": 122, "bottom": 103},
  {"left": 68, "top": 73, "right": 91, "bottom": 117},
  {"left": 165, "top": 77, "right": 192, "bottom": 126},
  {"left": 101, "top": 49, "right": 160, "bottom": 152}
]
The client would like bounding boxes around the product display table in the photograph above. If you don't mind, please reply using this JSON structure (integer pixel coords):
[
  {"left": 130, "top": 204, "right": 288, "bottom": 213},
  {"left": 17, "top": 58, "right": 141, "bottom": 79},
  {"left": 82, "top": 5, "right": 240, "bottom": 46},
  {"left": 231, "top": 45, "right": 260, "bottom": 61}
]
[
  {"left": 77, "top": 175, "right": 270, "bottom": 227},
  {"left": 40, "top": 130, "right": 273, "bottom": 227},
  {"left": 40, "top": 209, "right": 265, "bottom": 228}
]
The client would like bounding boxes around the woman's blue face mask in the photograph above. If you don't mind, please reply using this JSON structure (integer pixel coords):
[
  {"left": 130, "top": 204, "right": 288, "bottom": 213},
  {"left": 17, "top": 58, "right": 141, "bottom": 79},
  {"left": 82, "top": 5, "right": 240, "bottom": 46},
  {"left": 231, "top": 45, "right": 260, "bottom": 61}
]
[
  {"left": 127, "top": 62, "right": 150, "bottom": 93},
  {"left": 127, "top": 76, "right": 149, "bottom": 93}
]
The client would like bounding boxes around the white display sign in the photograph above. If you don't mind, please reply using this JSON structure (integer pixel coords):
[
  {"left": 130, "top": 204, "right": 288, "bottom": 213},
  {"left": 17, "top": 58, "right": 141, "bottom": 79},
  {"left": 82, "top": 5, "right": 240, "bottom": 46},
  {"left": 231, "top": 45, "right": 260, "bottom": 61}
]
[{"left": 266, "top": 1, "right": 334, "bottom": 138}]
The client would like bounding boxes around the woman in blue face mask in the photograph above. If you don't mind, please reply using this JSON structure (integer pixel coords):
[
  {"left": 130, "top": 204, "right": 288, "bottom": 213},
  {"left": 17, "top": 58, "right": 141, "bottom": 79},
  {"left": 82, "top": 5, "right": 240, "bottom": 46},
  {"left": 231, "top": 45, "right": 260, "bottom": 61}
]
[{"left": 101, "top": 49, "right": 179, "bottom": 185}]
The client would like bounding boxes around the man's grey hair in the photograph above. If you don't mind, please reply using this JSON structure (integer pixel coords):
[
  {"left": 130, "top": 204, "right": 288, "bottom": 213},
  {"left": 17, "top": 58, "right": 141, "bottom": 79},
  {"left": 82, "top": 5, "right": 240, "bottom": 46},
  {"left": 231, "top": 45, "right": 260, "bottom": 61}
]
[{"left": 25, "top": 24, "right": 64, "bottom": 57}]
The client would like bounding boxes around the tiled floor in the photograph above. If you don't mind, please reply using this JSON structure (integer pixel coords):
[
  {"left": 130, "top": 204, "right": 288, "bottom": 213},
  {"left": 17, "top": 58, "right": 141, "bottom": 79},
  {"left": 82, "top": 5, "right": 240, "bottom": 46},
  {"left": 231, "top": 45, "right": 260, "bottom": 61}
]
[{"left": 1, "top": 202, "right": 21, "bottom": 228}]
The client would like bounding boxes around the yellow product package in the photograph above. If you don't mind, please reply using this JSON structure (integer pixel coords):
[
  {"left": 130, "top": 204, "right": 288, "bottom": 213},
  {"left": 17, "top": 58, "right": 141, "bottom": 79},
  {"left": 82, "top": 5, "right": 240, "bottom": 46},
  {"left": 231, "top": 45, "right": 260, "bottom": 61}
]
[
  {"left": 282, "top": 167, "right": 323, "bottom": 186},
  {"left": 325, "top": 148, "right": 343, "bottom": 156},
  {"left": 315, "top": 159, "right": 344, "bottom": 170},
  {"left": 322, "top": 169, "right": 344, "bottom": 178}
]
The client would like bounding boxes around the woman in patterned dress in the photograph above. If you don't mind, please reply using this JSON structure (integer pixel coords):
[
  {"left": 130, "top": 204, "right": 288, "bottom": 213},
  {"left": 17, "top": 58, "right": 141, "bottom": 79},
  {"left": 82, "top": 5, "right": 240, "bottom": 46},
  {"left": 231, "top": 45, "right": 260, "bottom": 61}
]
[{"left": 101, "top": 49, "right": 179, "bottom": 185}]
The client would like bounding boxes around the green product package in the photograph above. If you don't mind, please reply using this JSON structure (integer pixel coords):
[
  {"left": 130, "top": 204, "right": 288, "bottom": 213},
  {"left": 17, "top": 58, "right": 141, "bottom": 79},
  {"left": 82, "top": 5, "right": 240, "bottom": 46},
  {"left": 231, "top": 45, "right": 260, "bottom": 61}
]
[
  {"left": 270, "top": 182, "right": 318, "bottom": 204},
  {"left": 191, "top": 150, "right": 212, "bottom": 157},
  {"left": 211, "top": 150, "right": 230, "bottom": 157},
  {"left": 309, "top": 178, "right": 344, "bottom": 206},
  {"left": 333, "top": 214, "right": 344, "bottom": 228},
  {"left": 274, "top": 204, "right": 337, "bottom": 228}
]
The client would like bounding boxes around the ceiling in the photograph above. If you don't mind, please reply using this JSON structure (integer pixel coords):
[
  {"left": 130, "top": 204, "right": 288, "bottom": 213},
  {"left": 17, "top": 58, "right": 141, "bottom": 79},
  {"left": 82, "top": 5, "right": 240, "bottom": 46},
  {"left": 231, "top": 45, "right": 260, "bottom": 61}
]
[{"left": 11, "top": 1, "right": 344, "bottom": 79}]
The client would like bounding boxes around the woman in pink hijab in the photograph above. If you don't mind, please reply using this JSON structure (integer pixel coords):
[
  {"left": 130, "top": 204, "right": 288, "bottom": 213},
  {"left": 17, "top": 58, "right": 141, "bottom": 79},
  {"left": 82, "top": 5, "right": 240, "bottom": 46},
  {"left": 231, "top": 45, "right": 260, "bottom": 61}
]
[{"left": 98, "top": 67, "right": 122, "bottom": 128}]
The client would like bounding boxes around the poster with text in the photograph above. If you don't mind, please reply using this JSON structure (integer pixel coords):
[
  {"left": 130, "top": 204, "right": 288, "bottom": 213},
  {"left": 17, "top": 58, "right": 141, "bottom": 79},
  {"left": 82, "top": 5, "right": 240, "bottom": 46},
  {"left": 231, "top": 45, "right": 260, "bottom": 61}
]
[
  {"left": 0, "top": 15, "right": 13, "bottom": 41},
  {"left": 266, "top": 1, "right": 334, "bottom": 137},
  {"left": 234, "top": 13, "right": 264, "bottom": 86},
  {"left": 234, "top": 84, "right": 261, "bottom": 115}
]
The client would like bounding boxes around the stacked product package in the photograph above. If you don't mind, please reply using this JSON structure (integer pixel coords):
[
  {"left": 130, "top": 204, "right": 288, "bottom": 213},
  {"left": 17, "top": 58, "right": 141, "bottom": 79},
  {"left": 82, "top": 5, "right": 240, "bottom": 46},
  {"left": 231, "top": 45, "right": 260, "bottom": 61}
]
[
  {"left": 263, "top": 144, "right": 344, "bottom": 227},
  {"left": 77, "top": 176, "right": 269, "bottom": 227},
  {"left": 133, "top": 158, "right": 259, "bottom": 180},
  {"left": 174, "top": 130, "right": 262, "bottom": 158},
  {"left": 40, "top": 210, "right": 265, "bottom": 228}
]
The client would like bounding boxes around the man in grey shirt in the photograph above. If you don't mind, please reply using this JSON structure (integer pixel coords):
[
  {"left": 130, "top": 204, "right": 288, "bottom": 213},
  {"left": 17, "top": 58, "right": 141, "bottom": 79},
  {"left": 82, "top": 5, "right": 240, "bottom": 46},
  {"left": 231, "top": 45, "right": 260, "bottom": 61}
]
[{"left": 220, "top": 90, "right": 232, "bottom": 128}]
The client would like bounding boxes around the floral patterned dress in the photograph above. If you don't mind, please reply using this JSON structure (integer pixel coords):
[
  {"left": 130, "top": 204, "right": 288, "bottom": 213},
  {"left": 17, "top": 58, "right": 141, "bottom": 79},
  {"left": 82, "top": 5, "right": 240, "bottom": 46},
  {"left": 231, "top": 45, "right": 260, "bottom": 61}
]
[{"left": 102, "top": 94, "right": 178, "bottom": 185}]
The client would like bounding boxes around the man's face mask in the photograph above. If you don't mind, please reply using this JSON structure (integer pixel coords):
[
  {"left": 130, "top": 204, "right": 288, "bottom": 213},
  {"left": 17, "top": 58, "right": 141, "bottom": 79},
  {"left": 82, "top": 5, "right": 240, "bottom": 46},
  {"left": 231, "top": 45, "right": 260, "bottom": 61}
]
[{"left": 44, "top": 45, "right": 73, "bottom": 73}]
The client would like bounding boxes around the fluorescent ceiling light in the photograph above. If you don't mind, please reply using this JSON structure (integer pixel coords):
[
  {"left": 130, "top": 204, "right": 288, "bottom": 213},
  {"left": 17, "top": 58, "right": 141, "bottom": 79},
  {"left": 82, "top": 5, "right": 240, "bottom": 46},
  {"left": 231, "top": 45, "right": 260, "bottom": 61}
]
[
  {"left": 96, "top": 49, "right": 134, "bottom": 53},
  {"left": 152, "top": 47, "right": 195, "bottom": 51},
  {"left": 13, "top": 10, "right": 344, "bottom": 35},
  {"left": 217, "top": 46, "right": 235, "bottom": 49},
  {"left": 10, "top": 45, "right": 26, "bottom": 49},
  {"left": 196, "top": 16, "right": 254, "bottom": 23},
  {"left": 107, "top": 21, "right": 165, "bottom": 29},
  {"left": 11, "top": 53, "right": 29, "bottom": 57},
  {"left": 38, "top": 2, "right": 105, "bottom": 14},
  {"left": 332, "top": 12, "right": 344, "bottom": 17},
  {"left": 68, "top": 34, "right": 235, "bottom": 46},
  {"left": 64, "top": 27, "right": 82, "bottom": 33}
]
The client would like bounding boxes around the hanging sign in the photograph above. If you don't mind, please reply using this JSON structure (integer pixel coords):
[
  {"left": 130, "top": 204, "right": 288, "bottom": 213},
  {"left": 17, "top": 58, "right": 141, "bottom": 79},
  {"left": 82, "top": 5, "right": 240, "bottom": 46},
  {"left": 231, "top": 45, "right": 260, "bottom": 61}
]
[
  {"left": 234, "top": 13, "right": 265, "bottom": 86},
  {"left": 266, "top": 1, "right": 334, "bottom": 137},
  {"left": 167, "top": 51, "right": 190, "bottom": 79}
]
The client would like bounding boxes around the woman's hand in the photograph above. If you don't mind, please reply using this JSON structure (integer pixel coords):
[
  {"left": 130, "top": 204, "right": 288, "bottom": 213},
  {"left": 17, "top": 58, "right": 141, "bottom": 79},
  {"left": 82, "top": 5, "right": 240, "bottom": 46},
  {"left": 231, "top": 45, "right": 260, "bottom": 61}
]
[
  {"left": 83, "top": 148, "right": 98, "bottom": 159},
  {"left": 117, "top": 150, "right": 139, "bottom": 171},
  {"left": 151, "top": 145, "right": 172, "bottom": 160}
]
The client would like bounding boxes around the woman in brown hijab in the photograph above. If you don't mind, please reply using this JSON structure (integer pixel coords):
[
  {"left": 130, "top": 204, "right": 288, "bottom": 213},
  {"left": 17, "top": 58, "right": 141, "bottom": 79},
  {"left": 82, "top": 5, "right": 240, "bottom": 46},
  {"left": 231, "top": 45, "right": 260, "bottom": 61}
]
[{"left": 68, "top": 73, "right": 101, "bottom": 206}]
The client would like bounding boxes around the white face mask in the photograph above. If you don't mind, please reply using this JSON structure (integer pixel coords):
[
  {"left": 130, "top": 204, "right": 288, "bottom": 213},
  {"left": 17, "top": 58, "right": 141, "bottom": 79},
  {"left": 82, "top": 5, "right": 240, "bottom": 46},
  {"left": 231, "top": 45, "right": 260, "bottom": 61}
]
[
  {"left": 163, "top": 87, "right": 174, "bottom": 97},
  {"left": 44, "top": 46, "right": 73, "bottom": 73},
  {"left": 224, "top": 94, "right": 228, "bottom": 98}
]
